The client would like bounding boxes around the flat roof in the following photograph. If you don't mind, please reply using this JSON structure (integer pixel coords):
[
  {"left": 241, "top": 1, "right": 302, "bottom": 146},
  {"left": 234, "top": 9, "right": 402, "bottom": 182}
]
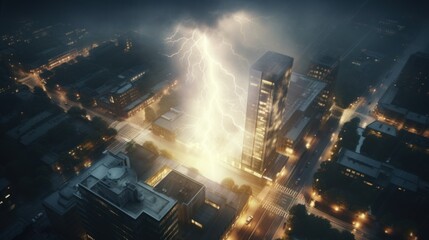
[
  {"left": 337, "top": 149, "right": 382, "bottom": 178},
  {"left": 283, "top": 73, "right": 326, "bottom": 122},
  {"left": 405, "top": 111, "right": 428, "bottom": 124},
  {"left": 337, "top": 149, "right": 428, "bottom": 192},
  {"left": 118, "top": 65, "right": 147, "bottom": 81},
  {"left": 366, "top": 121, "right": 397, "bottom": 137},
  {"left": 252, "top": 51, "right": 294, "bottom": 83},
  {"left": 391, "top": 169, "right": 419, "bottom": 191},
  {"left": 285, "top": 116, "right": 311, "bottom": 142},
  {"left": 20, "top": 114, "right": 68, "bottom": 146},
  {"left": 311, "top": 53, "right": 339, "bottom": 69},
  {"left": 78, "top": 158, "right": 176, "bottom": 221},
  {"left": 153, "top": 108, "right": 193, "bottom": 134},
  {"left": 123, "top": 93, "right": 151, "bottom": 112},
  {"left": 399, "top": 130, "right": 429, "bottom": 149},
  {"left": 44, "top": 153, "right": 126, "bottom": 216},
  {"left": 7, "top": 111, "right": 53, "bottom": 139},
  {"left": 112, "top": 82, "right": 133, "bottom": 95},
  {"left": 154, "top": 170, "right": 204, "bottom": 204}
]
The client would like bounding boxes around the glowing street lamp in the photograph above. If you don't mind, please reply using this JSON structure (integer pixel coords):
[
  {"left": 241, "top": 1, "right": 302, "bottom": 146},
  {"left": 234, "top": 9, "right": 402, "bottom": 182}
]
[{"left": 333, "top": 205, "right": 340, "bottom": 212}]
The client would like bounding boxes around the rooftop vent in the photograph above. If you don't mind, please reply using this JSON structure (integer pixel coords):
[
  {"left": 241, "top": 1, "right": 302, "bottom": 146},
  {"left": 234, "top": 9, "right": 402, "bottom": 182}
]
[{"left": 107, "top": 167, "right": 126, "bottom": 180}]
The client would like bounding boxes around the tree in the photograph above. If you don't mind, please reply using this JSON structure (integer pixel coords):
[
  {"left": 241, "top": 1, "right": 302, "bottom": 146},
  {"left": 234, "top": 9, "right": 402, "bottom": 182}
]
[
  {"left": 338, "top": 117, "right": 360, "bottom": 151},
  {"left": 105, "top": 128, "right": 117, "bottom": 137},
  {"left": 287, "top": 204, "right": 355, "bottom": 240},
  {"left": 91, "top": 116, "right": 108, "bottom": 131},
  {"left": 33, "top": 86, "right": 47, "bottom": 98},
  {"left": 238, "top": 184, "right": 253, "bottom": 196},
  {"left": 145, "top": 107, "right": 157, "bottom": 122},
  {"left": 142, "top": 141, "right": 159, "bottom": 155},
  {"left": 126, "top": 141, "right": 136, "bottom": 153},
  {"left": 221, "top": 178, "right": 236, "bottom": 190},
  {"left": 160, "top": 149, "right": 173, "bottom": 159},
  {"left": 361, "top": 134, "right": 396, "bottom": 161},
  {"left": 158, "top": 90, "right": 180, "bottom": 114},
  {"left": 67, "top": 106, "right": 87, "bottom": 119}
]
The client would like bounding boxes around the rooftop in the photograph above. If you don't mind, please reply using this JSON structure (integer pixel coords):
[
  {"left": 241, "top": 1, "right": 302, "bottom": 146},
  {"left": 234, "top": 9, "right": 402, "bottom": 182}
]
[
  {"left": 366, "top": 121, "right": 397, "bottom": 137},
  {"left": 20, "top": 114, "right": 68, "bottom": 146},
  {"left": 337, "top": 149, "right": 428, "bottom": 192},
  {"left": 283, "top": 73, "right": 326, "bottom": 121},
  {"left": 44, "top": 153, "right": 128, "bottom": 216},
  {"left": 153, "top": 107, "right": 193, "bottom": 135},
  {"left": 251, "top": 51, "right": 294, "bottom": 83},
  {"left": 154, "top": 170, "right": 205, "bottom": 205},
  {"left": 117, "top": 65, "right": 147, "bottom": 82},
  {"left": 285, "top": 116, "right": 311, "bottom": 142},
  {"left": 311, "top": 52, "right": 339, "bottom": 69},
  {"left": 111, "top": 82, "right": 133, "bottom": 95},
  {"left": 399, "top": 130, "right": 429, "bottom": 149},
  {"left": 337, "top": 149, "right": 382, "bottom": 179},
  {"left": 7, "top": 111, "right": 53, "bottom": 139},
  {"left": 78, "top": 156, "right": 177, "bottom": 221},
  {"left": 123, "top": 93, "right": 151, "bottom": 112}
]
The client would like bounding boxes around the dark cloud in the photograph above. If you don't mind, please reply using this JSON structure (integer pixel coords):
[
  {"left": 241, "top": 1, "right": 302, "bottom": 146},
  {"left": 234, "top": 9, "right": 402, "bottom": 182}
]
[{"left": 0, "top": 0, "right": 363, "bottom": 29}]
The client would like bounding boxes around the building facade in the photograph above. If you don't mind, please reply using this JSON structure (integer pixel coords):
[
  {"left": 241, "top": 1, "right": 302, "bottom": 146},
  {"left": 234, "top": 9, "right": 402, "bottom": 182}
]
[
  {"left": 306, "top": 53, "right": 339, "bottom": 111},
  {"left": 241, "top": 51, "right": 293, "bottom": 176},
  {"left": 76, "top": 163, "right": 179, "bottom": 240},
  {"left": 44, "top": 153, "right": 180, "bottom": 240}
]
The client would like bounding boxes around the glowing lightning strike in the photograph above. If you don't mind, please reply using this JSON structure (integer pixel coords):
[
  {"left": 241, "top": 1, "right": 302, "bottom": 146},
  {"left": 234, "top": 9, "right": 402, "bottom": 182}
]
[{"left": 165, "top": 23, "right": 250, "bottom": 180}]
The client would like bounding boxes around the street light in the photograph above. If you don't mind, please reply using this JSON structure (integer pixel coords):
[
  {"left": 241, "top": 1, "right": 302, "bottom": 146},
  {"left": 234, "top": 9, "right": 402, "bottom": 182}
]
[
  {"left": 354, "top": 221, "right": 361, "bottom": 229},
  {"left": 333, "top": 205, "right": 340, "bottom": 212}
]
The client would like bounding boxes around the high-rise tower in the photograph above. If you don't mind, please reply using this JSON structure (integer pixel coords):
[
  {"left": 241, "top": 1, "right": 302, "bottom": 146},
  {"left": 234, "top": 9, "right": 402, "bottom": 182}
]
[{"left": 241, "top": 51, "right": 293, "bottom": 176}]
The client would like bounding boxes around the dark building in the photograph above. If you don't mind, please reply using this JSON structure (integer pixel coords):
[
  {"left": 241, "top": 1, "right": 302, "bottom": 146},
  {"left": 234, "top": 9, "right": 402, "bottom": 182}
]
[
  {"left": 241, "top": 51, "right": 293, "bottom": 177},
  {"left": 337, "top": 149, "right": 429, "bottom": 193},
  {"left": 374, "top": 52, "right": 429, "bottom": 134},
  {"left": 306, "top": 52, "right": 339, "bottom": 110},
  {"left": 108, "top": 81, "right": 140, "bottom": 112},
  {"left": 364, "top": 121, "right": 397, "bottom": 139},
  {"left": 307, "top": 52, "right": 339, "bottom": 87},
  {"left": 154, "top": 171, "right": 205, "bottom": 227},
  {"left": 44, "top": 152, "right": 180, "bottom": 240},
  {"left": 276, "top": 73, "right": 327, "bottom": 155},
  {"left": 43, "top": 186, "right": 84, "bottom": 239},
  {"left": 152, "top": 107, "right": 187, "bottom": 142}
]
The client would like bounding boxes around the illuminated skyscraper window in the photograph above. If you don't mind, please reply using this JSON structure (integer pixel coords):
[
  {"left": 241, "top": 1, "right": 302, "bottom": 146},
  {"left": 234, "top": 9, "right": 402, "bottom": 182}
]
[{"left": 241, "top": 51, "right": 293, "bottom": 176}]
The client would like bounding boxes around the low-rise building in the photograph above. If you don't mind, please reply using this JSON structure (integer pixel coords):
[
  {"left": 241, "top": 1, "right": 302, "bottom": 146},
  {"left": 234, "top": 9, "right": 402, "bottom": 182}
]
[
  {"left": 152, "top": 107, "right": 188, "bottom": 142},
  {"left": 154, "top": 171, "right": 205, "bottom": 227},
  {"left": 337, "top": 149, "right": 429, "bottom": 193},
  {"left": 374, "top": 52, "right": 429, "bottom": 134},
  {"left": 364, "top": 121, "right": 397, "bottom": 138}
]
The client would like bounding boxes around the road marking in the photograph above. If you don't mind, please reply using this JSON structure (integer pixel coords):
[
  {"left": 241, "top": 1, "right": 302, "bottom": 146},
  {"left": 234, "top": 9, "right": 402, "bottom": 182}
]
[
  {"left": 274, "top": 183, "right": 298, "bottom": 197},
  {"left": 261, "top": 201, "right": 288, "bottom": 217}
]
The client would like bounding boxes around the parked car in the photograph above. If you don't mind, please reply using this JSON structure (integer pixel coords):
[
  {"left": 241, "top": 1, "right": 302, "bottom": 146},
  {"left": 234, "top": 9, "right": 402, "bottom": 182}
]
[
  {"left": 245, "top": 215, "right": 254, "bottom": 225},
  {"left": 32, "top": 212, "right": 44, "bottom": 223}
]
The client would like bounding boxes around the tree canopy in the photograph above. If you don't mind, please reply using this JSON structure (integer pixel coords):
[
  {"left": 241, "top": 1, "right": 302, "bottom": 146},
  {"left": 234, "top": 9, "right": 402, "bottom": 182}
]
[{"left": 287, "top": 204, "right": 355, "bottom": 240}]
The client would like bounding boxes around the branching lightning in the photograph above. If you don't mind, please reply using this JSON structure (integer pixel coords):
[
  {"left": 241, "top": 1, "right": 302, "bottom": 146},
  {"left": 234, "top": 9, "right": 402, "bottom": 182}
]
[{"left": 165, "top": 18, "right": 251, "bottom": 179}]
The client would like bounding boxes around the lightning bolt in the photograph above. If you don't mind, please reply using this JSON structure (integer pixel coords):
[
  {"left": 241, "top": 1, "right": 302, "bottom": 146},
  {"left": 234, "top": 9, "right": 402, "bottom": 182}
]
[{"left": 165, "top": 24, "right": 250, "bottom": 179}]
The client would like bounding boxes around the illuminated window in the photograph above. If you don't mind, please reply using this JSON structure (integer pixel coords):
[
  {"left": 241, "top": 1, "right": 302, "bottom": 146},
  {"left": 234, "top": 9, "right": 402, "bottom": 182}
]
[{"left": 191, "top": 219, "right": 203, "bottom": 229}]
